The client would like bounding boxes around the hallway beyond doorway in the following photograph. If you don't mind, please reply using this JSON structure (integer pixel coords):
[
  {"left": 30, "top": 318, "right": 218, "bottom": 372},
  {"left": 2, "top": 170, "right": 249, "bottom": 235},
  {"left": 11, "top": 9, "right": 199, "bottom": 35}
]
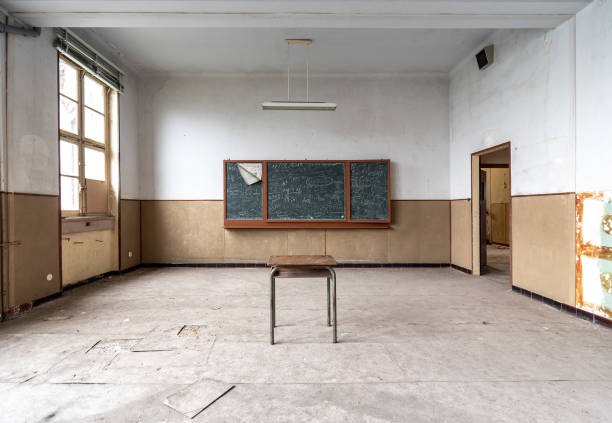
[{"left": 483, "top": 243, "right": 510, "bottom": 283}]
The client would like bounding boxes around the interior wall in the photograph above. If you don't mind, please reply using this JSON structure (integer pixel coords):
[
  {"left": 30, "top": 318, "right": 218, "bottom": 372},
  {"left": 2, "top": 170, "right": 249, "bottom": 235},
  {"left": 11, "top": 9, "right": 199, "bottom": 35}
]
[
  {"left": 573, "top": 0, "right": 612, "bottom": 319},
  {"left": 483, "top": 168, "right": 510, "bottom": 245},
  {"left": 118, "top": 74, "right": 140, "bottom": 199},
  {"left": 6, "top": 28, "right": 59, "bottom": 196},
  {"left": 3, "top": 193, "right": 60, "bottom": 307},
  {"left": 450, "top": 199, "right": 471, "bottom": 271},
  {"left": 449, "top": 21, "right": 576, "bottom": 199},
  {"left": 138, "top": 74, "right": 449, "bottom": 201},
  {"left": 575, "top": 0, "right": 612, "bottom": 194},
  {"left": 1, "top": 29, "right": 61, "bottom": 312},
  {"left": 512, "top": 194, "right": 576, "bottom": 305},
  {"left": 134, "top": 74, "right": 450, "bottom": 263},
  {"left": 450, "top": 20, "right": 578, "bottom": 296},
  {"left": 120, "top": 199, "right": 141, "bottom": 270},
  {"left": 140, "top": 200, "right": 450, "bottom": 263}
]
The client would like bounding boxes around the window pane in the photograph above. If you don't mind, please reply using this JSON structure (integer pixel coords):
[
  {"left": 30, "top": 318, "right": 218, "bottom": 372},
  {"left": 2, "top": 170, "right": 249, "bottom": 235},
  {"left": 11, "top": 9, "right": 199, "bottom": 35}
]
[
  {"left": 59, "top": 95, "right": 78, "bottom": 134},
  {"left": 85, "top": 147, "right": 105, "bottom": 181},
  {"left": 84, "top": 75, "right": 105, "bottom": 113},
  {"left": 61, "top": 176, "right": 79, "bottom": 211},
  {"left": 59, "top": 59, "right": 78, "bottom": 99},
  {"left": 84, "top": 107, "right": 105, "bottom": 143},
  {"left": 60, "top": 140, "right": 79, "bottom": 176}
]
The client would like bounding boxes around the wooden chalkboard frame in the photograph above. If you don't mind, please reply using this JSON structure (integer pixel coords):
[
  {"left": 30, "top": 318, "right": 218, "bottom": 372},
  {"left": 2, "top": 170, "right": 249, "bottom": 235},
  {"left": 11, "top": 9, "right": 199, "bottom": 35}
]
[{"left": 223, "top": 159, "right": 390, "bottom": 229}]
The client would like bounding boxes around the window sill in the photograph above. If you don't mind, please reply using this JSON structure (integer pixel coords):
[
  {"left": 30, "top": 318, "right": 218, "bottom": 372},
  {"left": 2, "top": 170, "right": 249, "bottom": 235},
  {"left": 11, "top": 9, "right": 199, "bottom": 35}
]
[{"left": 62, "top": 215, "right": 115, "bottom": 234}]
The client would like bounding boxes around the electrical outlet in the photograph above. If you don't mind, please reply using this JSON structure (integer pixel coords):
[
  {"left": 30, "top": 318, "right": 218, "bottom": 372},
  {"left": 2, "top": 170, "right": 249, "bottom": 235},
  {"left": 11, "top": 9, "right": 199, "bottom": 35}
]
[{"left": 128, "top": 251, "right": 133, "bottom": 258}]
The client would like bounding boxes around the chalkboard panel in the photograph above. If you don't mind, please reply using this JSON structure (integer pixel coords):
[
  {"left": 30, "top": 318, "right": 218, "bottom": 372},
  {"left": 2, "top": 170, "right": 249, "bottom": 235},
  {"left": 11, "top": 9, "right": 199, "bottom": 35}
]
[
  {"left": 225, "top": 162, "right": 262, "bottom": 220},
  {"left": 267, "top": 162, "right": 346, "bottom": 220},
  {"left": 350, "top": 161, "right": 389, "bottom": 220}
]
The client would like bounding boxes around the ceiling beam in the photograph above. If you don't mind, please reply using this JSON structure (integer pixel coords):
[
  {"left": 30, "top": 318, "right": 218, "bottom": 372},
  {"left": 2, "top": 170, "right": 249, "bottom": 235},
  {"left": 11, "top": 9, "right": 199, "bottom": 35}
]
[
  {"left": 0, "top": 1, "right": 590, "bottom": 29},
  {"left": 8, "top": 12, "right": 578, "bottom": 29}
]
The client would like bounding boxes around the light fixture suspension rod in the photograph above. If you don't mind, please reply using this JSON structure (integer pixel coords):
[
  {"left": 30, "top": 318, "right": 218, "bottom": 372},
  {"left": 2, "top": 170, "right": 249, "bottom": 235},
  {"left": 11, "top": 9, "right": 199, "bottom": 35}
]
[
  {"left": 287, "top": 42, "right": 290, "bottom": 101},
  {"left": 306, "top": 62, "right": 309, "bottom": 103},
  {"left": 306, "top": 43, "right": 310, "bottom": 103}
]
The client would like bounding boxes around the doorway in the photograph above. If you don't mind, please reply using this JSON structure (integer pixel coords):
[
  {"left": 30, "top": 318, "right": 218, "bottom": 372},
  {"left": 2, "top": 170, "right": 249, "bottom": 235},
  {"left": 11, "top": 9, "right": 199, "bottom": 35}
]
[{"left": 470, "top": 142, "right": 511, "bottom": 283}]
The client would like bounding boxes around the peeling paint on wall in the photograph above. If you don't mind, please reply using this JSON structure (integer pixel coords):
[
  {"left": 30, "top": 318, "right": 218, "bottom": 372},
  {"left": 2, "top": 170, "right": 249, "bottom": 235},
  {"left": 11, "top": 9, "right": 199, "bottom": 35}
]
[{"left": 576, "top": 192, "right": 612, "bottom": 319}]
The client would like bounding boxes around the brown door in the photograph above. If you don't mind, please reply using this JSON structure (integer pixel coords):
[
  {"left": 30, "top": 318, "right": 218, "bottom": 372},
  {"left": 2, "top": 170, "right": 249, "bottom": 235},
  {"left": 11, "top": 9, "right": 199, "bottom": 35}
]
[{"left": 480, "top": 169, "right": 487, "bottom": 270}]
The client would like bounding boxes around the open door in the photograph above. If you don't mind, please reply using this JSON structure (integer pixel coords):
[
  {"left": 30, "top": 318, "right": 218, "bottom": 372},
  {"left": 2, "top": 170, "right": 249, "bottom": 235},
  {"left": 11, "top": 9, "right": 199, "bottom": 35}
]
[
  {"left": 471, "top": 142, "right": 512, "bottom": 283},
  {"left": 480, "top": 169, "right": 487, "bottom": 271}
]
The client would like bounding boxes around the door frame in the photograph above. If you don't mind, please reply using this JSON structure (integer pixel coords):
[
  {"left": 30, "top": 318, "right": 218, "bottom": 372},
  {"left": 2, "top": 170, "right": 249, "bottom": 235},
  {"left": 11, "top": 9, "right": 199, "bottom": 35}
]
[{"left": 470, "top": 141, "right": 512, "bottom": 284}]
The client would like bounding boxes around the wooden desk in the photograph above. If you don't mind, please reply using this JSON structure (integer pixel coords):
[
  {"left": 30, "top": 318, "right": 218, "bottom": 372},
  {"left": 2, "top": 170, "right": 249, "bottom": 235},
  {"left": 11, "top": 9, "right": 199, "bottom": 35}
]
[{"left": 267, "top": 255, "right": 337, "bottom": 344}]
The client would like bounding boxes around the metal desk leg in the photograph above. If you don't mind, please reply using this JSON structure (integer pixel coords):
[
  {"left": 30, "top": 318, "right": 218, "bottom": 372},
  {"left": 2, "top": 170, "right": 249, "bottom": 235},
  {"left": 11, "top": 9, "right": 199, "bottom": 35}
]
[
  {"left": 270, "top": 267, "right": 278, "bottom": 345},
  {"left": 326, "top": 267, "right": 337, "bottom": 343},
  {"left": 326, "top": 277, "right": 331, "bottom": 327}
]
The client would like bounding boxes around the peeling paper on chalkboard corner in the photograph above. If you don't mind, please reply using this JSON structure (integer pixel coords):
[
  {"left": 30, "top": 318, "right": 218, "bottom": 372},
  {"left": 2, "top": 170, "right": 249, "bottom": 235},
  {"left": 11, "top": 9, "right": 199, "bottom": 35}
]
[{"left": 237, "top": 163, "right": 263, "bottom": 185}]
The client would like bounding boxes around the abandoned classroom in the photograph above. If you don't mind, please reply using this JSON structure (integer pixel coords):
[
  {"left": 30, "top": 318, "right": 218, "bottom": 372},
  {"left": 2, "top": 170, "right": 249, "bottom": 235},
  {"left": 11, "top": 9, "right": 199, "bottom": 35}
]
[{"left": 1, "top": 0, "right": 612, "bottom": 421}]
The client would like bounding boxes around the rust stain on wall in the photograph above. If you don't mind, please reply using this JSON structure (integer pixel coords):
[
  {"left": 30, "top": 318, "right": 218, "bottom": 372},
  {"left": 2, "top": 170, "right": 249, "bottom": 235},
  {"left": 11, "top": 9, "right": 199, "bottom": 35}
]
[{"left": 576, "top": 192, "right": 612, "bottom": 320}]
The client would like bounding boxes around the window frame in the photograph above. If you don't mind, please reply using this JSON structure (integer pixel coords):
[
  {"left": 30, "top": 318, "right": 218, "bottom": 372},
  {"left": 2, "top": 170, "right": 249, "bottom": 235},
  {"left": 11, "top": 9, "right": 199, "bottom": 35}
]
[{"left": 58, "top": 55, "right": 111, "bottom": 217}]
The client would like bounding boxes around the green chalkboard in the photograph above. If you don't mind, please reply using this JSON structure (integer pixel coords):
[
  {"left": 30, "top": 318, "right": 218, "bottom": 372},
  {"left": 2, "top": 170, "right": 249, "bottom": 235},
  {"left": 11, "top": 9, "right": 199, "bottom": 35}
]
[
  {"left": 267, "top": 162, "right": 346, "bottom": 220},
  {"left": 350, "top": 161, "right": 389, "bottom": 220},
  {"left": 225, "top": 162, "right": 262, "bottom": 220}
]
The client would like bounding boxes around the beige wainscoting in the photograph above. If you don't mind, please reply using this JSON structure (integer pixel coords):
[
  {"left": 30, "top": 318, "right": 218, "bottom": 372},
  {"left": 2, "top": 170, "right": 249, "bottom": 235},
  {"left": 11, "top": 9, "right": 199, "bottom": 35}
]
[
  {"left": 140, "top": 200, "right": 451, "bottom": 264},
  {"left": 141, "top": 200, "right": 225, "bottom": 263},
  {"left": 2, "top": 193, "right": 61, "bottom": 309},
  {"left": 387, "top": 200, "right": 450, "bottom": 263},
  {"left": 512, "top": 193, "right": 576, "bottom": 306},
  {"left": 287, "top": 230, "right": 326, "bottom": 256},
  {"left": 451, "top": 199, "right": 472, "bottom": 271},
  {"left": 120, "top": 199, "right": 141, "bottom": 270}
]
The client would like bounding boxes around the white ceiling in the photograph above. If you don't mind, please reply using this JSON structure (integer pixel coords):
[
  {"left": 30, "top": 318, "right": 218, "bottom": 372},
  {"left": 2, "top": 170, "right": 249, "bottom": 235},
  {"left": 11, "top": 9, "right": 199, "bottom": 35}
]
[
  {"left": 76, "top": 28, "right": 494, "bottom": 75},
  {"left": 0, "top": 0, "right": 591, "bottom": 75}
]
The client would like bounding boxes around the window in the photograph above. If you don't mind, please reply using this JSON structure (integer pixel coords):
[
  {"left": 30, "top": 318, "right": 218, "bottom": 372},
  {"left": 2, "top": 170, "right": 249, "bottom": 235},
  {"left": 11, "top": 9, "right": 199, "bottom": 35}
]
[{"left": 59, "top": 57, "right": 110, "bottom": 215}]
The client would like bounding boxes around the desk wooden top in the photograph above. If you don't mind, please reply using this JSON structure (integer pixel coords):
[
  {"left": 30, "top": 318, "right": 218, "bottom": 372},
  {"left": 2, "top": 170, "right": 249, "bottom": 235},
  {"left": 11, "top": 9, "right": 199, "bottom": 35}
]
[{"left": 268, "top": 255, "right": 337, "bottom": 267}]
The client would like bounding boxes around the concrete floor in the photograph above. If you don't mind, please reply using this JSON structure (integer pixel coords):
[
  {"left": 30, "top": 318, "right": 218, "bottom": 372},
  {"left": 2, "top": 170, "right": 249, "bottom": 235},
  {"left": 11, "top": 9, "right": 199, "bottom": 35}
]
[
  {"left": 483, "top": 244, "right": 511, "bottom": 283},
  {"left": 1, "top": 267, "right": 611, "bottom": 422}
]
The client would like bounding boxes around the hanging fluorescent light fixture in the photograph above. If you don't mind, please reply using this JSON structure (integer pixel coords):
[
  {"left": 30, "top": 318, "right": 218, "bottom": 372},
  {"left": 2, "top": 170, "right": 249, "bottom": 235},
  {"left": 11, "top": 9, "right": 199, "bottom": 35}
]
[
  {"left": 262, "top": 101, "right": 336, "bottom": 111},
  {"left": 262, "top": 39, "right": 336, "bottom": 111}
]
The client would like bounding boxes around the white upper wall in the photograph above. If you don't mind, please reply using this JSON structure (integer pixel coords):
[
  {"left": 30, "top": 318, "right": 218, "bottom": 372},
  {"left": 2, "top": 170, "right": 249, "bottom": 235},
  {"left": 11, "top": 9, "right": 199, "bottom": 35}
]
[
  {"left": 576, "top": 0, "right": 612, "bottom": 193},
  {"left": 118, "top": 75, "right": 140, "bottom": 199},
  {"left": 0, "top": 29, "right": 5, "bottom": 192},
  {"left": 6, "top": 28, "right": 59, "bottom": 195},
  {"left": 138, "top": 74, "right": 450, "bottom": 200},
  {"left": 449, "top": 21, "right": 576, "bottom": 198}
]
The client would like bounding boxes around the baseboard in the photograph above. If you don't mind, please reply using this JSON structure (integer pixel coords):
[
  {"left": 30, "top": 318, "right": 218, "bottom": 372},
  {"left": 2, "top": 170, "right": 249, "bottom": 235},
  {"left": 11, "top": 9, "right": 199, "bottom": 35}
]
[
  {"left": 337, "top": 263, "right": 449, "bottom": 268},
  {"left": 32, "top": 292, "right": 62, "bottom": 307},
  {"left": 62, "top": 270, "right": 121, "bottom": 292},
  {"left": 120, "top": 264, "right": 144, "bottom": 273},
  {"left": 451, "top": 264, "right": 472, "bottom": 274},
  {"left": 511, "top": 285, "right": 612, "bottom": 329}
]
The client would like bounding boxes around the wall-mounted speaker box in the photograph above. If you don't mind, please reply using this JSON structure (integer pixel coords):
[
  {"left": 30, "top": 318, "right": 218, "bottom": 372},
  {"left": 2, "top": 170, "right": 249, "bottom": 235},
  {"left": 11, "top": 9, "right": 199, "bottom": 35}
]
[{"left": 476, "top": 45, "right": 494, "bottom": 71}]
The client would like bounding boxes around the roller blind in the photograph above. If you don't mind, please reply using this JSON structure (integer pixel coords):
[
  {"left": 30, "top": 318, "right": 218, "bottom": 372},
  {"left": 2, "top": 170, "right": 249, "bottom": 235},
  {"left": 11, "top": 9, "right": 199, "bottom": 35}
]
[{"left": 54, "top": 28, "right": 124, "bottom": 93}]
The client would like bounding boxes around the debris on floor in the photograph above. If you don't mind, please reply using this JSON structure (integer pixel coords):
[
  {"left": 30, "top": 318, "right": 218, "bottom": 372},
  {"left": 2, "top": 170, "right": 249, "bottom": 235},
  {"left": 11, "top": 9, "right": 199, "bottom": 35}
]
[
  {"left": 87, "top": 339, "right": 140, "bottom": 354},
  {"left": 163, "top": 378, "right": 235, "bottom": 419},
  {"left": 131, "top": 325, "right": 213, "bottom": 352}
]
